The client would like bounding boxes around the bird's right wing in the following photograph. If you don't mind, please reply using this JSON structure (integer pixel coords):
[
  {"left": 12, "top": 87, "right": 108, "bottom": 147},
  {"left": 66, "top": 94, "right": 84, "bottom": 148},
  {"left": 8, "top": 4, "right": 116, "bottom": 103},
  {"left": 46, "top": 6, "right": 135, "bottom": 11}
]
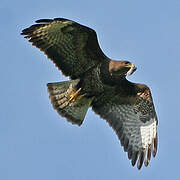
[
  {"left": 21, "top": 18, "right": 108, "bottom": 79},
  {"left": 92, "top": 84, "right": 158, "bottom": 169}
]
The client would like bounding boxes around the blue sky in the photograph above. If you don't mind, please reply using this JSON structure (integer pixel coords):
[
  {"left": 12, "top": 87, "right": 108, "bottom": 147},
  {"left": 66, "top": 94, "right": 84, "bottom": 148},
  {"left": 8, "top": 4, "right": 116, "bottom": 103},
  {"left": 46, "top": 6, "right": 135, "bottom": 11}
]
[{"left": 1, "top": 0, "right": 180, "bottom": 179}]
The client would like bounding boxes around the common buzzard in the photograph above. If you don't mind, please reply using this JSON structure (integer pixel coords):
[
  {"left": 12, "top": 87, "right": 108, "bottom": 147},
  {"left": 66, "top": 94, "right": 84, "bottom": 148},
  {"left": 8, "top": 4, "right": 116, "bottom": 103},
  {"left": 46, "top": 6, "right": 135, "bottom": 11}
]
[{"left": 21, "top": 18, "right": 158, "bottom": 169}]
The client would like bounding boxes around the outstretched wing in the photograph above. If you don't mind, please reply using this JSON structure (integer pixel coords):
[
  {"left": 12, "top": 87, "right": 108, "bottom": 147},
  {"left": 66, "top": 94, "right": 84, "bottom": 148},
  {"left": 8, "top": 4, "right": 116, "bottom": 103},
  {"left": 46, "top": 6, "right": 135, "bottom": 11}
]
[
  {"left": 21, "top": 18, "right": 107, "bottom": 79},
  {"left": 92, "top": 84, "right": 158, "bottom": 169}
]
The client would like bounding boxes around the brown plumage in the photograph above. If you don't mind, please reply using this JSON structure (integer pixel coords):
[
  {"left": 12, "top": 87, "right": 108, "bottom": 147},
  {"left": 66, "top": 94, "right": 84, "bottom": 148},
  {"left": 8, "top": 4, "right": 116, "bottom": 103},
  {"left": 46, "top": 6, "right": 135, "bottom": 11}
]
[{"left": 21, "top": 18, "right": 158, "bottom": 169}]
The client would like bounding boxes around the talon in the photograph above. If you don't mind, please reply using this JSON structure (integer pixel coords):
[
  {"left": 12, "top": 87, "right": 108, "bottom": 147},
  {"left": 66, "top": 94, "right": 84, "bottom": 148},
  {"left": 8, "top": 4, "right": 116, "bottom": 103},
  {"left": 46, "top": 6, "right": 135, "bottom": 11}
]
[
  {"left": 77, "top": 93, "right": 86, "bottom": 100},
  {"left": 69, "top": 88, "right": 86, "bottom": 102}
]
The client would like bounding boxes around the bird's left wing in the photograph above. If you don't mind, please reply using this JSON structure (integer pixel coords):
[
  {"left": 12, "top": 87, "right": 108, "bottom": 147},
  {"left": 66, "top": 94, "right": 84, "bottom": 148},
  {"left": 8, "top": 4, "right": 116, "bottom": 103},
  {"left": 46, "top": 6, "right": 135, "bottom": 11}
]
[
  {"left": 21, "top": 18, "right": 107, "bottom": 79},
  {"left": 92, "top": 84, "right": 158, "bottom": 169}
]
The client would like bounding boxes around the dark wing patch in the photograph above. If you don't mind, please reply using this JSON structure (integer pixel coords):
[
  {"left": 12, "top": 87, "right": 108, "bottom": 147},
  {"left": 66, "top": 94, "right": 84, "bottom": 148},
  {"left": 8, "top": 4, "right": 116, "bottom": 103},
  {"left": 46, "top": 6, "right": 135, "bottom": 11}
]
[
  {"left": 92, "top": 84, "right": 158, "bottom": 169},
  {"left": 21, "top": 18, "right": 107, "bottom": 79}
]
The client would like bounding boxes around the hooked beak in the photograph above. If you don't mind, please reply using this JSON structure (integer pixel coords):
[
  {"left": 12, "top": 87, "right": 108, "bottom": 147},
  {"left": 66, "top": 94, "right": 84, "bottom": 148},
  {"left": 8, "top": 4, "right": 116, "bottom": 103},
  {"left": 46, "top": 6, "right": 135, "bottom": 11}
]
[{"left": 126, "top": 63, "right": 137, "bottom": 76}]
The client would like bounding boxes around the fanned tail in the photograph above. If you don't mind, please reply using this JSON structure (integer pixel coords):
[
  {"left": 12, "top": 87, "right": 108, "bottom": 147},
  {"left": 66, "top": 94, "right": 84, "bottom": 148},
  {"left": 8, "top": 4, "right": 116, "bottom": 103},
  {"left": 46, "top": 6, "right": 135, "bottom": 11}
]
[{"left": 47, "top": 79, "right": 93, "bottom": 126}]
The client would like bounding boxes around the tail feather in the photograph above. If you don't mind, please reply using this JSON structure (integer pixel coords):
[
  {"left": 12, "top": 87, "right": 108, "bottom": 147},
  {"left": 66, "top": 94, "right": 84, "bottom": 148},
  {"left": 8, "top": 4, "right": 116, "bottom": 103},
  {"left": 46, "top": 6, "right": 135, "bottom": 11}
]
[{"left": 47, "top": 79, "right": 93, "bottom": 126}]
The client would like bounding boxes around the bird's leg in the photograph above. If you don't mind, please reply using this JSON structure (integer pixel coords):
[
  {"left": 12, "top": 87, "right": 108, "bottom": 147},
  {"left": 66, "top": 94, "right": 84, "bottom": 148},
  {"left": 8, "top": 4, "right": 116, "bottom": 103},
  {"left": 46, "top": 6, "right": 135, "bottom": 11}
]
[{"left": 69, "top": 88, "right": 86, "bottom": 102}]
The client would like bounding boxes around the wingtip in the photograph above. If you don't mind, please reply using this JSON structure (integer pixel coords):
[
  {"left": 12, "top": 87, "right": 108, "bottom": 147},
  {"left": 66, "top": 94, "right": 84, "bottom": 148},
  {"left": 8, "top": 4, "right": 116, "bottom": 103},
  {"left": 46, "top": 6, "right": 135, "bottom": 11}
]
[
  {"left": 144, "top": 144, "right": 151, "bottom": 167},
  {"left": 137, "top": 151, "right": 145, "bottom": 170},
  {"left": 35, "top": 19, "right": 53, "bottom": 23},
  {"left": 131, "top": 151, "right": 138, "bottom": 167},
  {"left": 35, "top": 18, "right": 70, "bottom": 24},
  {"left": 21, "top": 30, "right": 27, "bottom": 36},
  {"left": 153, "top": 133, "right": 158, "bottom": 157},
  {"left": 144, "top": 159, "right": 149, "bottom": 167}
]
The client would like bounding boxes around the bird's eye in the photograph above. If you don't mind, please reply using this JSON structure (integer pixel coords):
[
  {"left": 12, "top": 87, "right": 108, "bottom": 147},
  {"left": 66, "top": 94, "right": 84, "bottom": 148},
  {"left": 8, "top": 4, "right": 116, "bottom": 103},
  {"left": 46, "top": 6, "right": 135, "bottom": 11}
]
[{"left": 124, "top": 61, "right": 130, "bottom": 65}]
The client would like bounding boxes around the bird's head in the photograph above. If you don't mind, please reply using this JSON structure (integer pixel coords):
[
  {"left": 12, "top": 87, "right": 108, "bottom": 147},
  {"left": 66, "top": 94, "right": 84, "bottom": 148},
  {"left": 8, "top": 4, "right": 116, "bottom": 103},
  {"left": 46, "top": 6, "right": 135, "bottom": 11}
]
[{"left": 109, "top": 60, "right": 137, "bottom": 78}]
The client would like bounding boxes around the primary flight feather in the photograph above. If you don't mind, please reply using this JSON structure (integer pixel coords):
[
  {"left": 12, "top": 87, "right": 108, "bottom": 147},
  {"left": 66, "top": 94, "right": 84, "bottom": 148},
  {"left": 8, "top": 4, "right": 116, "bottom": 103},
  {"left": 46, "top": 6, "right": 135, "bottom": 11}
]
[{"left": 21, "top": 18, "right": 158, "bottom": 169}]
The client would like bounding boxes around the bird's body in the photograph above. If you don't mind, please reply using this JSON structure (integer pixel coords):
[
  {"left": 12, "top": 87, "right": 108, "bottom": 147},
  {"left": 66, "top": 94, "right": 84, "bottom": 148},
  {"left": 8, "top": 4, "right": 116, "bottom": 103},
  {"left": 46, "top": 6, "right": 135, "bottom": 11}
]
[{"left": 21, "top": 18, "right": 158, "bottom": 169}]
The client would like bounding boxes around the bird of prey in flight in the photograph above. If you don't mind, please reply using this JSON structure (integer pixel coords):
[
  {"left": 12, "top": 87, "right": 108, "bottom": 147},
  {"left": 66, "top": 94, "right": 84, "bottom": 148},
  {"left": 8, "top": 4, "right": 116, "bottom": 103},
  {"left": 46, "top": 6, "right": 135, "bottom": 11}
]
[{"left": 21, "top": 18, "right": 158, "bottom": 169}]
